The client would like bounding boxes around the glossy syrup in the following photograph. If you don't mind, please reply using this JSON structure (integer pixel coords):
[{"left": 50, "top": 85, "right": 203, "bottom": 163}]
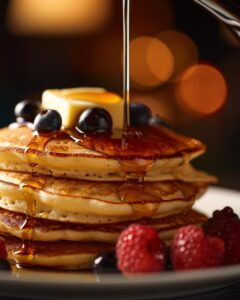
[
  {"left": 123, "top": 0, "right": 130, "bottom": 129},
  {"left": 15, "top": 126, "right": 201, "bottom": 225},
  {"left": 13, "top": 133, "right": 52, "bottom": 261},
  {"left": 8, "top": 123, "right": 203, "bottom": 249}
]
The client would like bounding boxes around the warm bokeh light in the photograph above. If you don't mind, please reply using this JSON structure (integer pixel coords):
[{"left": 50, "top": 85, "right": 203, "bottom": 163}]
[
  {"left": 7, "top": 0, "right": 112, "bottom": 35},
  {"left": 130, "top": 37, "right": 174, "bottom": 89},
  {"left": 131, "top": 0, "right": 174, "bottom": 36},
  {"left": 158, "top": 31, "right": 199, "bottom": 81},
  {"left": 176, "top": 64, "right": 227, "bottom": 116}
]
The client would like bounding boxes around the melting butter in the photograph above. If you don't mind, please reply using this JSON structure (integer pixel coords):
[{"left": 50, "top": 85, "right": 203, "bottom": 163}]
[{"left": 42, "top": 88, "right": 124, "bottom": 129}]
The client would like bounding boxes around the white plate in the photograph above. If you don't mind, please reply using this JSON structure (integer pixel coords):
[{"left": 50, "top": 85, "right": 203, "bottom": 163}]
[{"left": 0, "top": 187, "right": 239, "bottom": 300}]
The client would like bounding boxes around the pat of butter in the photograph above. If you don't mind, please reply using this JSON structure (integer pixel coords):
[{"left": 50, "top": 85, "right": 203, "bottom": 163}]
[{"left": 42, "top": 88, "right": 124, "bottom": 129}]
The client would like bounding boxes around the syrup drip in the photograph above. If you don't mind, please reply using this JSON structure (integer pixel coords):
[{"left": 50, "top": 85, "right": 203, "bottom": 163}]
[
  {"left": 69, "top": 126, "right": 201, "bottom": 159},
  {"left": 13, "top": 175, "right": 47, "bottom": 262},
  {"left": 69, "top": 127, "right": 159, "bottom": 185},
  {"left": 9, "top": 121, "right": 203, "bottom": 227},
  {"left": 68, "top": 125, "right": 202, "bottom": 184},
  {"left": 118, "top": 183, "right": 162, "bottom": 217},
  {"left": 13, "top": 132, "right": 53, "bottom": 263},
  {"left": 24, "top": 131, "right": 64, "bottom": 166},
  {"left": 25, "top": 133, "right": 50, "bottom": 167},
  {"left": 68, "top": 120, "right": 198, "bottom": 221},
  {"left": 119, "top": 159, "right": 154, "bottom": 182}
]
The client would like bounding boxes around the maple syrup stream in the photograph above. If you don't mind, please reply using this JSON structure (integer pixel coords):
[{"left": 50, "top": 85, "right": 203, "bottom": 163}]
[{"left": 192, "top": 0, "right": 240, "bottom": 40}]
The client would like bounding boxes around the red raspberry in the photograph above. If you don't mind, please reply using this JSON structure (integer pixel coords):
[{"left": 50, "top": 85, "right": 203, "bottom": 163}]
[
  {"left": 0, "top": 238, "right": 7, "bottom": 258},
  {"left": 203, "top": 207, "right": 238, "bottom": 237},
  {"left": 207, "top": 219, "right": 240, "bottom": 265},
  {"left": 171, "top": 225, "right": 225, "bottom": 270},
  {"left": 222, "top": 219, "right": 240, "bottom": 264},
  {"left": 116, "top": 224, "right": 166, "bottom": 274},
  {"left": 204, "top": 207, "right": 240, "bottom": 265}
]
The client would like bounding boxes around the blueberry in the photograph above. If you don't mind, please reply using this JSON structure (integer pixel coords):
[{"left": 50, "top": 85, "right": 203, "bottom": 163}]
[
  {"left": 0, "top": 258, "right": 11, "bottom": 271},
  {"left": 14, "top": 100, "right": 41, "bottom": 123},
  {"left": 77, "top": 108, "right": 113, "bottom": 134},
  {"left": 130, "top": 103, "right": 152, "bottom": 127},
  {"left": 165, "top": 259, "right": 173, "bottom": 271},
  {"left": 93, "top": 252, "right": 119, "bottom": 274},
  {"left": 149, "top": 115, "right": 171, "bottom": 128},
  {"left": 34, "top": 110, "right": 62, "bottom": 133}
]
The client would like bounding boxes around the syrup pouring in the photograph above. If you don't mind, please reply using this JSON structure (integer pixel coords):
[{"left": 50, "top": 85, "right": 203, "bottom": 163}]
[{"left": 13, "top": 0, "right": 233, "bottom": 265}]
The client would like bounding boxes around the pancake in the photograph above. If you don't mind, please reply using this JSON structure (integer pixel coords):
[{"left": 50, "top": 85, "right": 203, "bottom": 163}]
[
  {"left": 0, "top": 208, "right": 207, "bottom": 242},
  {"left": 0, "top": 116, "right": 215, "bottom": 270},
  {"left": 0, "top": 126, "right": 212, "bottom": 182},
  {"left": 2, "top": 234, "right": 114, "bottom": 270},
  {"left": 0, "top": 197, "right": 143, "bottom": 224},
  {"left": 0, "top": 210, "right": 207, "bottom": 269},
  {"left": 0, "top": 170, "right": 209, "bottom": 219}
]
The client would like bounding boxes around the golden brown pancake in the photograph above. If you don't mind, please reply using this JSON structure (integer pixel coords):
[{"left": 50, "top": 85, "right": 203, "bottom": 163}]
[
  {"left": 0, "top": 121, "right": 214, "bottom": 270},
  {"left": 0, "top": 208, "right": 207, "bottom": 242},
  {"left": 0, "top": 126, "right": 213, "bottom": 182},
  {"left": 0, "top": 210, "right": 207, "bottom": 269},
  {"left": 0, "top": 170, "right": 209, "bottom": 219},
  {"left": 2, "top": 234, "right": 114, "bottom": 270}
]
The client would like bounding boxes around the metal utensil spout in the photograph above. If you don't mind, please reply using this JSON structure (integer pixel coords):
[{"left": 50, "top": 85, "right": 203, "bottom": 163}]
[{"left": 192, "top": 0, "right": 240, "bottom": 40}]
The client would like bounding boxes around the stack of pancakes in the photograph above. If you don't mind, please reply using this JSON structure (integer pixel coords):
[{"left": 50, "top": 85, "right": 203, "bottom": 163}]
[{"left": 0, "top": 124, "right": 216, "bottom": 269}]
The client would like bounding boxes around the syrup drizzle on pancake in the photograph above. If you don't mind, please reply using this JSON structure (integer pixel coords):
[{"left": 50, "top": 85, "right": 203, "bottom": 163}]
[
  {"left": 8, "top": 120, "right": 205, "bottom": 265},
  {"left": 13, "top": 174, "right": 47, "bottom": 263},
  {"left": 68, "top": 126, "right": 202, "bottom": 217},
  {"left": 10, "top": 125, "right": 203, "bottom": 225},
  {"left": 0, "top": 208, "right": 207, "bottom": 237},
  {"left": 118, "top": 183, "right": 161, "bottom": 217},
  {"left": 13, "top": 134, "right": 51, "bottom": 263},
  {"left": 69, "top": 126, "right": 203, "bottom": 160},
  {"left": 21, "top": 128, "right": 164, "bottom": 218},
  {"left": 11, "top": 128, "right": 157, "bottom": 262}
]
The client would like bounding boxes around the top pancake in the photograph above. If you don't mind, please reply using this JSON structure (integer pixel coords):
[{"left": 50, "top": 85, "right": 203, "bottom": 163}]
[{"left": 0, "top": 125, "right": 207, "bottom": 181}]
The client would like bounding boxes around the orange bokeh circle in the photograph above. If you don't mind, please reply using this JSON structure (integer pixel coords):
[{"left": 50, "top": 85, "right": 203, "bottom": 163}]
[
  {"left": 130, "top": 36, "right": 174, "bottom": 88},
  {"left": 176, "top": 64, "right": 227, "bottom": 116}
]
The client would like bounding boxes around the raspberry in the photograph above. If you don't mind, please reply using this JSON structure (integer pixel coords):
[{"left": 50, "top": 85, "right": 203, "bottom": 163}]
[
  {"left": 204, "top": 207, "right": 240, "bottom": 265},
  {"left": 171, "top": 225, "right": 225, "bottom": 270},
  {"left": 0, "top": 238, "right": 7, "bottom": 258},
  {"left": 203, "top": 207, "right": 238, "bottom": 237},
  {"left": 116, "top": 224, "right": 166, "bottom": 274},
  {"left": 221, "top": 219, "right": 240, "bottom": 265}
]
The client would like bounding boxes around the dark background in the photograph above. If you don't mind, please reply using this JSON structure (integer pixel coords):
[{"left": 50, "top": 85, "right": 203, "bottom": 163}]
[{"left": 0, "top": 0, "right": 240, "bottom": 189}]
